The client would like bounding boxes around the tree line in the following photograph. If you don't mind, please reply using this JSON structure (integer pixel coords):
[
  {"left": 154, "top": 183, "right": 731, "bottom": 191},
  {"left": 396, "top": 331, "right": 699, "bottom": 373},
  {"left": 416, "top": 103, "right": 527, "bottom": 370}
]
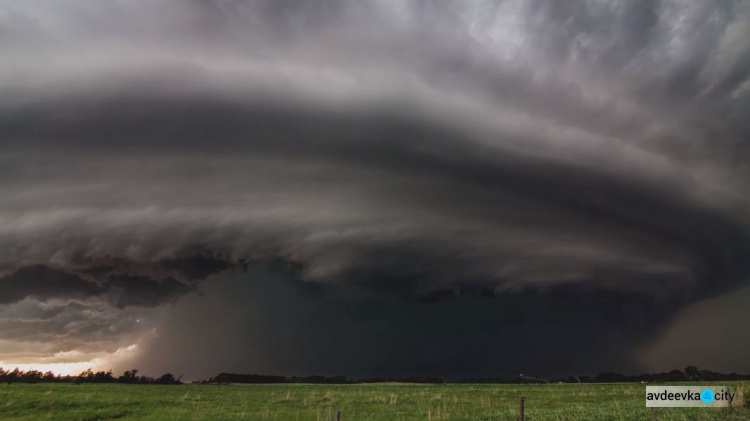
[
  {"left": 0, "top": 368, "right": 181, "bottom": 385},
  {"left": 3, "top": 365, "right": 748, "bottom": 385},
  {"left": 203, "top": 366, "right": 750, "bottom": 384},
  {"left": 558, "top": 366, "right": 750, "bottom": 384},
  {"left": 200, "top": 373, "right": 446, "bottom": 384}
]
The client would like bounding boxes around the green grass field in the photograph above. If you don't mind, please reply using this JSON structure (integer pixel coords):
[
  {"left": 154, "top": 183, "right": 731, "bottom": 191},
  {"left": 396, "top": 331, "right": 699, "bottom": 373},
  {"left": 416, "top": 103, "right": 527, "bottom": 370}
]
[{"left": 0, "top": 382, "right": 748, "bottom": 420}]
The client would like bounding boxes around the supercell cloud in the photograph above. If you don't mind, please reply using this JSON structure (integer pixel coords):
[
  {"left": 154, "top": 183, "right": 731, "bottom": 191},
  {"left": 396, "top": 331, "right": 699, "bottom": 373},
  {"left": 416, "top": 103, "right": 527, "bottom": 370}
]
[{"left": 0, "top": 0, "right": 749, "bottom": 377}]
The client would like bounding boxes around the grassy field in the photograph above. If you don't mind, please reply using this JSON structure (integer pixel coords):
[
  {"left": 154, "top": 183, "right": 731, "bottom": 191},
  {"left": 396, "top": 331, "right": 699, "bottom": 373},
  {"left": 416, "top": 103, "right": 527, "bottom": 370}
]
[{"left": 0, "top": 382, "right": 748, "bottom": 420}]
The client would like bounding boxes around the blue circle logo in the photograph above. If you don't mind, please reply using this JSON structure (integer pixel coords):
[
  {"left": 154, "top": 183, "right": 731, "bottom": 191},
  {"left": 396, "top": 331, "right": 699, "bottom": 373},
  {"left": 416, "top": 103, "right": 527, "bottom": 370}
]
[{"left": 701, "top": 389, "right": 714, "bottom": 403}]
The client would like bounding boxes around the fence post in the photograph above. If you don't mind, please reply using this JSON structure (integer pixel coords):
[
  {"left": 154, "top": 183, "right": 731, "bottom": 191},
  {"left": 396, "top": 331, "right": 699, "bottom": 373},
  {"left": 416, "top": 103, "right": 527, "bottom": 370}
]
[
  {"left": 335, "top": 410, "right": 341, "bottom": 421},
  {"left": 519, "top": 396, "right": 525, "bottom": 421},
  {"left": 652, "top": 406, "right": 658, "bottom": 421},
  {"left": 728, "top": 386, "right": 734, "bottom": 413}
]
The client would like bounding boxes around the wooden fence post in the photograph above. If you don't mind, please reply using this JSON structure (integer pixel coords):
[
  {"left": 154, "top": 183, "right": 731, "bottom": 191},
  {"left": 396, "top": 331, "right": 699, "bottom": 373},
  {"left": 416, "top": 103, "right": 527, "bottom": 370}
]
[
  {"left": 652, "top": 406, "right": 658, "bottom": 421},
  {"left": 335, "top": 410, "right": 341, "bottom": 421},
  {"left": 519, "top": 396, "right": 525, "bottom": 421},
  {"left": 728, "top": 386, "right": 734, "bottom": 413}
]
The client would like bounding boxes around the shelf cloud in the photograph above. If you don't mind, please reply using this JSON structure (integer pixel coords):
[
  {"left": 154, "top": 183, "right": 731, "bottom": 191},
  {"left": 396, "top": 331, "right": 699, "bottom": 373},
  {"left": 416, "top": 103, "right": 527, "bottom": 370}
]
[{"left": 1, "top": 0, "right": 749, "bottom": 378}]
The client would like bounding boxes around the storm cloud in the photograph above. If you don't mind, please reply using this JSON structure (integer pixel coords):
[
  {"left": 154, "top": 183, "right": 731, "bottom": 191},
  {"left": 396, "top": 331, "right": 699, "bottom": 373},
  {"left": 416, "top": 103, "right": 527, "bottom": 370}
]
[{"left": 1, "top": 0, "right": 749, "bottom": 377}]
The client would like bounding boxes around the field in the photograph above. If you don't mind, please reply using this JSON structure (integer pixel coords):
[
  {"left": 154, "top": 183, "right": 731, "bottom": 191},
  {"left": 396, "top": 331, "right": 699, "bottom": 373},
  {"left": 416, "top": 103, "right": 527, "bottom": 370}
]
[{"left": 0, "top": 382, "right": 748, "bottom": 420}]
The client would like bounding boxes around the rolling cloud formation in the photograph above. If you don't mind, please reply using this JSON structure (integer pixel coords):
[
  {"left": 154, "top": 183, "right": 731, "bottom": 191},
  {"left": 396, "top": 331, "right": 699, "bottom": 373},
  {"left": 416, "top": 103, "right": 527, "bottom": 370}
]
[{"left": 1, "top": 0, "right": 749, "bottom": 377}]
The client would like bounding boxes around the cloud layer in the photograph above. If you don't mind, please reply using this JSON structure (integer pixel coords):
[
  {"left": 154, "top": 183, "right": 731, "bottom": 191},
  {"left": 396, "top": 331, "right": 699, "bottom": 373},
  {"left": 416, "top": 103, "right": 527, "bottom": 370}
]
[{"left": 1, "top": 0, "right": 749, "bottom": 376}]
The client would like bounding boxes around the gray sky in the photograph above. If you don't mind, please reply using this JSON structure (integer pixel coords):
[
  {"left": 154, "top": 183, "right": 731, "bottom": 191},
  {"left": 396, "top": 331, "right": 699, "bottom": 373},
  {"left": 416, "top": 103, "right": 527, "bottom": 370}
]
[{"left": 1, "top": 0, "right": 749, "bottom": 378}]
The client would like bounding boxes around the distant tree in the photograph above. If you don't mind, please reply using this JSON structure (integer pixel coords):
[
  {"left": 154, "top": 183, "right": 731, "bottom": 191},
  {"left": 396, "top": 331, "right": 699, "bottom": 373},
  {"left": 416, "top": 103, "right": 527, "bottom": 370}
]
[
  {"left": 20, "top": 370, "right": 43, "bottom": 383},
  {"left": 119, "top": 369, "right": 140, "bottom": 384},
  {"left": 594, "top": 372, "right": 629, "bottom": 383},
  {"left": 665, "top": 369, "right": 686, "bottom": 382},
  {"left": 155, "top": 373, "right": 180, "bottom": 384},
  {"left": 684, "top": 366, "right": 701, "bottom": 381},
  {"left": 7, "top": 368, "right": 20, "bottom": 384}
]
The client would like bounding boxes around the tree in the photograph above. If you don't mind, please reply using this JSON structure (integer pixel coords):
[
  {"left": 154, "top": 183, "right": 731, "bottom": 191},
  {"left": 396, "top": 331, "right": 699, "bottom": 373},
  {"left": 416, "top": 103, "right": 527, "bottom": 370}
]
[
  {"left": 119, "top": 369, "right": 140, "bottom": 384},
  {"left": 155, "top": 373, "right": 179, "bottom": 384},
  {"left": 684, "top": 366, "right": 701, "bottom": 381}
]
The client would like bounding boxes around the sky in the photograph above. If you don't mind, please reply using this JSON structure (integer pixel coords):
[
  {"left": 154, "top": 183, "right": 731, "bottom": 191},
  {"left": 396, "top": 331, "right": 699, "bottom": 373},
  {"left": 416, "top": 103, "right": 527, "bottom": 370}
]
[{"left": 1, "top": 0, "right": 750, "bottom": 380}]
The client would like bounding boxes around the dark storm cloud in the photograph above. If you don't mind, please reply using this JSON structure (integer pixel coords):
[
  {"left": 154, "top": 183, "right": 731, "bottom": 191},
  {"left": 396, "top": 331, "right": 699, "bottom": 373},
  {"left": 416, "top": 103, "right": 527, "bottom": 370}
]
[
  {"left": 0, "top": 265, "right": 197, "bottom": 307},
  {"left": 120, "top": 264, "right": 695, "bottom": 380},
  {"left": 1, "top": 0, "right": 749, "bottom": 375},
  {"left": 0, "top": 257, "right": 233, "bottom": 308},
  {"left": 1, "top": 88, "right": 746, "bottom": 302}
]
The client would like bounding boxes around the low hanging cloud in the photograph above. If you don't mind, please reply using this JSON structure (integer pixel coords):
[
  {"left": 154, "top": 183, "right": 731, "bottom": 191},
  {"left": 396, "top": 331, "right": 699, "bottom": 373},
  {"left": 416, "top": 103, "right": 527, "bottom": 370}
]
[{"left": 1, "top": 0, "right": 750, "bottom": 377}]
